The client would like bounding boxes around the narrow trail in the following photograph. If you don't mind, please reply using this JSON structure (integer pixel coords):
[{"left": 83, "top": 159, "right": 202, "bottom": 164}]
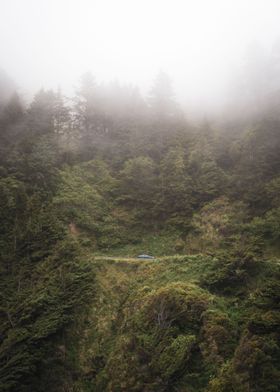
[{"left": 93, "top": 255, "right": 160, "bottom": 262}]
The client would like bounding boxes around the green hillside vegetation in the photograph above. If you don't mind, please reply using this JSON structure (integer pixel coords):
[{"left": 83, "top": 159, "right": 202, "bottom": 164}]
[
  {"left": 0, "top": 73, "right": 280, "bottom": 391},
  {"left": 40, "top": 254, "right": 280, "bottom": 391}
]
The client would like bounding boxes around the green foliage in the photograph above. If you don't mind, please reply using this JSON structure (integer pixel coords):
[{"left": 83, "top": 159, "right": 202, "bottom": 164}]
[
  {"left": 0, "top": 238, "right": 96, "bottom": 391},
  {"left": 1, "top": 75, "right": 280, "bottom": 391},
  {"left": 230, "top": 119, "right": 280, "bottom": 211},
  {"left": 70, "top": 255, "right": 280, "bottom": 392},
  {"left": 186, "top": 197, "right": 248, "bottom": 253},
  {"left": 155, "top": 334, "right": 196, "bottom": 378},
  {"left": 209, "top": 333, "right": 280, "bottom": 392},
  {"left": 118, "top": 156, "right": 158, "bottom": 219},
  {"left": 158, "top": 146, "right": 194, "bottom": 230},
  {"left": 200, "top": 252, "right": 258, "bottom": 295},
  {"left": 0, "top": 177, "right": 27, "bottom": 270},
  {"left": 248, "top": 208, "right": 280, "bottom": 247},
  {"left": 89, "top": 277, "right": 210, "bottom": 391},
  {"left": 54, "top": 164, "right": 107, "bottom": 232},
  {"left": 188, "top": 137, "right": 227, "bottom": 205}
]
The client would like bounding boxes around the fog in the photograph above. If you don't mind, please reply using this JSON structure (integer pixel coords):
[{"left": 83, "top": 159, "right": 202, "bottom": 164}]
[{"left": 1, "top": 0, "right": 280, "bottom": 115}]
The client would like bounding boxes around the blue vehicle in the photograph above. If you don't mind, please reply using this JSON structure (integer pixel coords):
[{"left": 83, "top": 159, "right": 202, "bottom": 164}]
[{"left": 137, "top": 254, "right": 155, "bottom": 259}]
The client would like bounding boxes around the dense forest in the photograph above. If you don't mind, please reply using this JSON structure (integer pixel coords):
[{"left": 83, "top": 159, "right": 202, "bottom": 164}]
[{"left": 0, "top": 66, "right": 280, "bottom": 392}]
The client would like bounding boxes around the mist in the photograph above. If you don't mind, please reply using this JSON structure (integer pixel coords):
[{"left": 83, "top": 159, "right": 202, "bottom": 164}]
[
  {"left": 1, "top": 0, "right": 280, "bottom": 117},
  {"left": 3, "top": 2, "right": 280, "bottom": 390}
]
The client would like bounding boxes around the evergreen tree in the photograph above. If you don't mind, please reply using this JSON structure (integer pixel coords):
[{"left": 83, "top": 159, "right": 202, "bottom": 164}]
[{"left": 149, "top": 71, "right": 177, "bottom": 120}]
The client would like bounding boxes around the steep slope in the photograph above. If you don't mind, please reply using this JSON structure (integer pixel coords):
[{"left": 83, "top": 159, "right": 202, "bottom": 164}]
[{"left": 66, "top": 254, "right": 280, "bottom": 392}]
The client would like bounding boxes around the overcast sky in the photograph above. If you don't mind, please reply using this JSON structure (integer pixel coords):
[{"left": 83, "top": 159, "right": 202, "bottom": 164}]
[{"left": 1, "top": 0, "right": 280, "bottom": 110}]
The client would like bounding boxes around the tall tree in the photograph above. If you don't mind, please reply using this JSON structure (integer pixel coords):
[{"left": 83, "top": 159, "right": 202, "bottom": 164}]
[
  {"left": 148, "top": 71, "right": 178, "bottom": 120},
  {"left": 73, "top": 72, "right": 102, "bottom": 156},
  {"left": 0, "top": 93, "right": 25, "bottom": 163},
  {"left": 158, "top": 146, "right": 194, "bottom": 230}
]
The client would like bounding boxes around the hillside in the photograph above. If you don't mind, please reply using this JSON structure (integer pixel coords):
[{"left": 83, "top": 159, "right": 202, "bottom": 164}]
[
  {"left": 28, "top": 254, "right": 280, "bottom": 391},
  {"left": 0, "top": 75, "right": 280, "bottom": 391}
]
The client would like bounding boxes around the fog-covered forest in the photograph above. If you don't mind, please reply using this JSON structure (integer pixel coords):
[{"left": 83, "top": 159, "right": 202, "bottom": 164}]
[{"left": 1, "top": 1, "right": 280, "bottom": 391}]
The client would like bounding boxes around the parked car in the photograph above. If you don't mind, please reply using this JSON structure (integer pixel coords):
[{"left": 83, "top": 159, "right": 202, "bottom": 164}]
[{"left": 137, "top": 254, "right": 155, "bottom": 259}]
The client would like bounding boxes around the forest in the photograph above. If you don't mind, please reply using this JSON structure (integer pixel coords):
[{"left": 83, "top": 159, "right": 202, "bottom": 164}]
[{"left": 0, "top": 58, "right": 280, "bottom": 392}]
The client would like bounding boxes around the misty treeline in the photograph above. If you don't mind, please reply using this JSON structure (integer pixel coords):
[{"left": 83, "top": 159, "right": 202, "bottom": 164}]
[
  {"left": 0, "top": 56, "right": 280, "bottom": 391},
  {"left": 1, "top": 61, "right": 280, "bottom": 231}
]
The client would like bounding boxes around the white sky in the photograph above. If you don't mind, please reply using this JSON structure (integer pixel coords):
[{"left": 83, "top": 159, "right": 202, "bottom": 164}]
[{"left": 1, "top": 0, "right": 280, "bottom": 109}]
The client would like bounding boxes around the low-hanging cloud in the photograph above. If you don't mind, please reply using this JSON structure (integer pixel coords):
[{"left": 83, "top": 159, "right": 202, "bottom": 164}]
[{"left": 1, "top": 0, "right": 280, "bottom": 116}]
